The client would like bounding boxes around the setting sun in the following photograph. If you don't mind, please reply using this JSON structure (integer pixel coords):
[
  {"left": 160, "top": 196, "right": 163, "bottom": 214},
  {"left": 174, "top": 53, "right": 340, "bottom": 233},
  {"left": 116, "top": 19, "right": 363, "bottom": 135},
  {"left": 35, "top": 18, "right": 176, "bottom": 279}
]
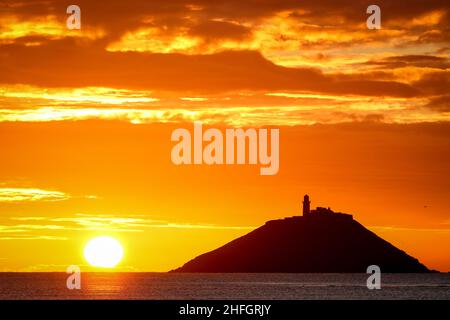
[{"left": 83, "top": 236, "right": 124, "bottom": 268}]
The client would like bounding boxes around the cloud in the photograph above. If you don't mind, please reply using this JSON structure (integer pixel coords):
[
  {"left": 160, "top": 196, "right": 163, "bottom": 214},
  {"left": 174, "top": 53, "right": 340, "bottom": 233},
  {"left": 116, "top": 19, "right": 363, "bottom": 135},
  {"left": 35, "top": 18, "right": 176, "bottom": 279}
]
[
  {"left": 0, "top": 86, "right": 447, "bottom": 126},
  {"left": 0, "top": 188, "right": 70, "bottom": 202},
  {"left": 0, "top": 40, "right": 421, "bottom": 97},
  {"left": 0, "top": 86, "right": 158, "bottom": 105},
  {"left": 6, "top": 214, "right": 255, "bottom": 231},
  {"left": 0, "top": 15, "right": 104, "bottom": 44},
  {"left": 0, "top": 106, "right": 197, "bottom": 124},
  {"left": 0, "top": 236, "right": 68, "bottom": 240},
  {"left": 426, "top": 95, "right": 450, "bottom": 112},
  {"left": 362, "top": 55, "right": 450, "bottom": 70},
  {"left": 189, "top": 20, "right": 251, "bottom": 41},
  {"left": 413, "top": 70, "right": 450, "bottom": 95},
  {"left": 2, "top": 102, "right": 444, "bottom": 126},
  {"left": 0, "top": 214, "right": 255, "bottom": 241},
  {"left": 0, "top": 0, "right": 449, "bottom": 126},
  {"left": 437, "top": 46, "right": 450, "bottom": 53},
  {"left": 1, "top": 1, "right": 448, "bottom": 63},
  {"left": 3, "top": 1, "right": 448, "bottom": 31},
  {"left": 416, "top": 28, "right": 450, "bottom": 44}
]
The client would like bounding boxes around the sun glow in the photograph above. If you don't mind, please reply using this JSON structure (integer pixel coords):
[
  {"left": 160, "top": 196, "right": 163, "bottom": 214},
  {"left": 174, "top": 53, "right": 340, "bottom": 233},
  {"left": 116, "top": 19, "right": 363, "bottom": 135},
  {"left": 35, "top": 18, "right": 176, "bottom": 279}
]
[{"left": 83, "top": 236, "right": 124, "bottom": 268}]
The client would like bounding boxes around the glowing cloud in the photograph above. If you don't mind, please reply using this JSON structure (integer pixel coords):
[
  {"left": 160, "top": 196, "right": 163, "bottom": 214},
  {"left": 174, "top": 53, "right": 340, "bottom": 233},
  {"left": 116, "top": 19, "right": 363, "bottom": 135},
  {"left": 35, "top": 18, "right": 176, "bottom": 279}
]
[{"left": 0, "top": 188, "right": 70, "bottom": 202}]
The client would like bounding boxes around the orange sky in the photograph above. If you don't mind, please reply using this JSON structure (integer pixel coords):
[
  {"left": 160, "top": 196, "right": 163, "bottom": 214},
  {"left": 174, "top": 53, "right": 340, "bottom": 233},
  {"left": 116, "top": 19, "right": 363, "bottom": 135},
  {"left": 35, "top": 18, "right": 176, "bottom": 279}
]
[{"left": 0, "top": 0, "right": 449, "bottom": 272}]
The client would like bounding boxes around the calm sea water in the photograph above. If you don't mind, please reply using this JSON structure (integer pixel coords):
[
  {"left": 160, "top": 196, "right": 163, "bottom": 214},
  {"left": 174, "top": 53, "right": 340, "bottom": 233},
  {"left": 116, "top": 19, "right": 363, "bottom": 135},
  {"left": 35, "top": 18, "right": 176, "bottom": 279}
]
[{"left": 0, "top": 273, "right": 448, "bottom": 300}]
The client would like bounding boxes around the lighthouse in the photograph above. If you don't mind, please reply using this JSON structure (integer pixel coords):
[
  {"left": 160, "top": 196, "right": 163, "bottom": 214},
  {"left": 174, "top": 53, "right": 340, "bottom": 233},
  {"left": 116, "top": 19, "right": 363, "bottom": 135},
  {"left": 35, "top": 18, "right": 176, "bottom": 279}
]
[{"left": 302, "top": 194, "right": 311, "bottom": 216}]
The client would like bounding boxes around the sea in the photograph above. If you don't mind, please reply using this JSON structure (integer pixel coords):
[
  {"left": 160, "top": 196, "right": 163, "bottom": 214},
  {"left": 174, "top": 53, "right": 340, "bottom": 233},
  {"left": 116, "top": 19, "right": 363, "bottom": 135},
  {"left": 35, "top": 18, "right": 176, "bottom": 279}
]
[{"left": 0, "top": 273, "right": 448, "bottom": 300}]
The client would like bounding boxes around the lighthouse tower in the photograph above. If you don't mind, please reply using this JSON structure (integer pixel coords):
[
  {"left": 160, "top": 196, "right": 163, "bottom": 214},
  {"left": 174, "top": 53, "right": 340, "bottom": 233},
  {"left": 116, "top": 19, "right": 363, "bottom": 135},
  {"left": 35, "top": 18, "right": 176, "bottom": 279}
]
[{"left": 302, "top": 194, "right": 311, "bottom": 216}]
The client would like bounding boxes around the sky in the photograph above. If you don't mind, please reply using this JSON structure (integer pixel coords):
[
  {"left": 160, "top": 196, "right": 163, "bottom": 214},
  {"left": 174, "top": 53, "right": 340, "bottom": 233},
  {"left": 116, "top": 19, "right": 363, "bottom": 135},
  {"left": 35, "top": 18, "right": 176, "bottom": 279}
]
[{"left": 0, "top": 0, "right": 449, "bottom": 272}]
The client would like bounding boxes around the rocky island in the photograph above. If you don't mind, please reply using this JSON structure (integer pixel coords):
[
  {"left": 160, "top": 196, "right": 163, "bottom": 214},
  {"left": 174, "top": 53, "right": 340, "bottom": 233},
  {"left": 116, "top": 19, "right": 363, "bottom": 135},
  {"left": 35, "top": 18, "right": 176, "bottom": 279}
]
[{"left": 172, "top": 195, "right": 430, "bottom": 273}]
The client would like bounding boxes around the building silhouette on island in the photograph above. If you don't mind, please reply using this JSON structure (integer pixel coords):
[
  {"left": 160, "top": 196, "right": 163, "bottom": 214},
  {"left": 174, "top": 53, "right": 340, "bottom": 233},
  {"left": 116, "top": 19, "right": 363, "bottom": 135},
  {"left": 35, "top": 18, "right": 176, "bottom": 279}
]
[
  {"left": 265, "top": 194, "right": 353, "bottom": 226},
  {"left": 302, "top": 194, "right": 352, "bottom": 219}
]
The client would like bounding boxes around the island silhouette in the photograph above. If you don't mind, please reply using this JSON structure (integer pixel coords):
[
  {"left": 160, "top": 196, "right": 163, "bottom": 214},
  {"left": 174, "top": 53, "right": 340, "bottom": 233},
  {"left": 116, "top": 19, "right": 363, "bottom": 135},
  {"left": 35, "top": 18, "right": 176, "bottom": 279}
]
[{"left": 172, "top": 195, "right": 430, "bottom": 273}]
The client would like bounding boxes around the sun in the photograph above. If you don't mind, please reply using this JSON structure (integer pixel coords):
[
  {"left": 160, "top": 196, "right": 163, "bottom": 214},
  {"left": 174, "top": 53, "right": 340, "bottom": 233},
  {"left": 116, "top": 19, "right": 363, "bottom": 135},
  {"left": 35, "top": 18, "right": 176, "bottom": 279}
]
[{"left": 83, "top": 236, "right": 124, "bottom": 268}]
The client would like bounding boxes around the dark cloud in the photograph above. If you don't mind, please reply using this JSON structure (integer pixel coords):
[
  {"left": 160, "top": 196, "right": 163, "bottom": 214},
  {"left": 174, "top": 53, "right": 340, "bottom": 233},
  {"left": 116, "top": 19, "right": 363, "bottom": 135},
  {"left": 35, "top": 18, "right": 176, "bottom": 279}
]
[
  {"left": 1, "top": 0, "right": 449, "bottom": 43},
  {"left": 0, "top": 0, "right": 447, "bottom": 99},
  {"left": 188, "top": 20, "right": 251, "bottom": 41},
  {"left": 0, "top": 39, "right": 420, "bottom": 97},
  {"left": 413, "top": 71, "right": 450, "bottom": 95},
  {"left": 426, "top": 95, "right": 450, "bottom": 112},
  {"left": 436, "top": 46, "right": 450, "bottom": 53},
  {"left": 362, "top": 55, "right": 450, "bottom": 70},
  {"left": 329, "top": 112, "right": 386, "bottom": 123}
]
